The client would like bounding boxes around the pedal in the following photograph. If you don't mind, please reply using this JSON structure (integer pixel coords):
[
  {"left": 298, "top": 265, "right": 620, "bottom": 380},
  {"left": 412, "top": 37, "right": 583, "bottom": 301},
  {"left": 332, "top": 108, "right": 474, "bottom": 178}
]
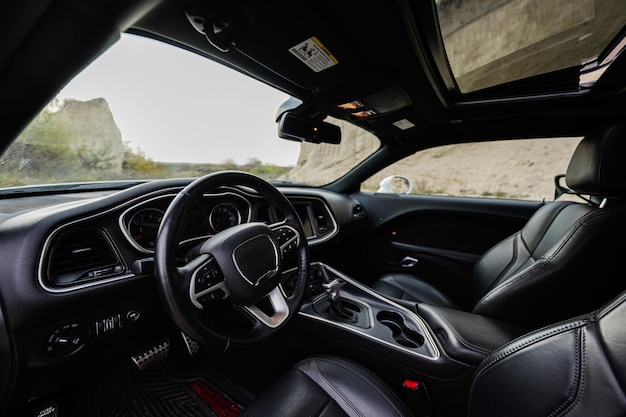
[
  {"left": 181, "top": 332, "right": 201, "bottom": 356},
  {"left": 131, "top": 339, "right": 170, "bottom": 370}
]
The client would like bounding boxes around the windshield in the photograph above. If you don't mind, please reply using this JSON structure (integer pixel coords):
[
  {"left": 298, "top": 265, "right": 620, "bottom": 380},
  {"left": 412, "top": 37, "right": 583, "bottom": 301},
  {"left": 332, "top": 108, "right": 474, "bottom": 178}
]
[{"left": 0, "top": 33, "right": 379, "bottom": 190}]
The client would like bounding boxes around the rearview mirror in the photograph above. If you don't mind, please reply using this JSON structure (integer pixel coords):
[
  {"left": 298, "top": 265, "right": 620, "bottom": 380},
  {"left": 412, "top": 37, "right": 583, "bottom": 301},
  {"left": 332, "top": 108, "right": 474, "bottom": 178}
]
[{"left": 277, "top": 112, "right": 341, "bottom": 144}]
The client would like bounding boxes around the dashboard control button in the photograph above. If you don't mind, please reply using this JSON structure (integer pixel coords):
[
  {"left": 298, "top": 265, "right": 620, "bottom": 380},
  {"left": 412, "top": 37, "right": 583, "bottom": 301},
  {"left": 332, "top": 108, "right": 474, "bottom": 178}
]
[
  {"left": 198, "top": 288, "right": 226, "bottom": 305},
  {"left": 194, "top": 262, "right": 223, "bottom": 294},
  {"left": 44, "top": 322, "right": 87, "bottom": 356},
  {"left": 126, "top": 310, "right": 141, "bottom": 321}
]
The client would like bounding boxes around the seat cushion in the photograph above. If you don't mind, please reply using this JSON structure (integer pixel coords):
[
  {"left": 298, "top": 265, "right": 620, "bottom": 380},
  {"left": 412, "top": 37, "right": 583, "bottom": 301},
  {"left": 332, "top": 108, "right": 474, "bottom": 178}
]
[
  {"left": 469, "top": 291, "right": 626, "bottom": 417},
  {"left": 239, "top": 355, "right": 414, "bottom": 417},
  {"left": 371, "top": 273, "right": 461, "bottom": 309}
]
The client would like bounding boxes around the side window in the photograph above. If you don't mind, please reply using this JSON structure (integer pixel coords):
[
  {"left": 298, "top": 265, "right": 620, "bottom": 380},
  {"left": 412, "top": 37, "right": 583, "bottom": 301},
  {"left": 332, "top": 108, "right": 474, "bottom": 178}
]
[{"left": 363, "top": 137, "right": 583, "bottom": 201}]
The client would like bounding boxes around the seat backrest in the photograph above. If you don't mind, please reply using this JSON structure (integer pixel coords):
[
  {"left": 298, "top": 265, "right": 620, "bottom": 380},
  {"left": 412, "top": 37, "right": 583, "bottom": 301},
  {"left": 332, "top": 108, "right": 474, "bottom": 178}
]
[
  {"left": 469, "top": 122, "right": 626, "bottom": 328},
  {"left": 469, "top": 289, "right": 626, "bottom": 416}
]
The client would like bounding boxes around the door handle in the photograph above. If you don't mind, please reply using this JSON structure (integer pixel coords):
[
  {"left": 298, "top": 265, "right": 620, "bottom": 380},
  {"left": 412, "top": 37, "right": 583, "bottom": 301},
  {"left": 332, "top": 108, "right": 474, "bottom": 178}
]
[{"left": 400, "top": 256, "right": 419, "bottom": 268}]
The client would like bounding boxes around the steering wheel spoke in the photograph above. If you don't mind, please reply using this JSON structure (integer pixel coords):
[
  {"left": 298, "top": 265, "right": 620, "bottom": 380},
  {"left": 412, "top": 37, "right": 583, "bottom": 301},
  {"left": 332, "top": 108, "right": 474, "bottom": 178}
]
[
  {"left": 243, "top": 287, "right": 290, "bottom": 329},
  {"left": 269, "top": 222, "right": 301, "bottom": 258},
  {"left": 183, "top": 255, "right": 230, "bottom": 309}
]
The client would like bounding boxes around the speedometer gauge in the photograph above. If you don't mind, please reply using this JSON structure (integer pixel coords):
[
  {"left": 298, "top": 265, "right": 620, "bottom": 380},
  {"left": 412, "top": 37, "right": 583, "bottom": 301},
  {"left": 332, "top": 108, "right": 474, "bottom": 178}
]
[
  {"left": 128, "top": 208, "right": 164, "bottom": 250},
  {"left": 209, "top": 202, "right": 242, "bottom": 232}
]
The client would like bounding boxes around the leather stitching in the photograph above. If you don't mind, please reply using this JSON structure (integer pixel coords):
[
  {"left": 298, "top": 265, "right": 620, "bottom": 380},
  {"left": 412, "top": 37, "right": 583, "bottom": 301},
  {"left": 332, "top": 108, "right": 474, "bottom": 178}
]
[
  {"left": 473, "top": 210, "right": 625, "bottom": 313},
  {"left": 594, "top": 292, "right": 626, "bottom": 320},
  {"left": 484, "top": 233, "right": 523, "bottom": 293},
  {"left": 475, "top": 209, "right": 583, "bottom": 310},
  {"left": 479, "top": 201, "right": 570, "bottom": 294},
  {"left": 548, "top": 328, "right": 585, "bottom": 417},
  {"left": 468, "top": 320, "right": 588, "bottom": 407},
  {"left": 430, "top": 311, "right": 490, "bottom": 356},
  {"left": 310, "top": 359, "right": 365, "bottom": 417},
  {"left": 310, "top": 357, "right": 407, "bottom": 417}
]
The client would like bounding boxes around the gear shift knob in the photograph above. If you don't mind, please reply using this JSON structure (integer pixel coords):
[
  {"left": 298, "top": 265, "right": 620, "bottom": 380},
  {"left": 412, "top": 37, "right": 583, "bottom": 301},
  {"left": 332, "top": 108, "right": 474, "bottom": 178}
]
[
  {"left": 321, "top": 278, "right": 357, "bottom": 323},
  {"left": 322, "top": 278, "right": 346, "bottom": 302}
]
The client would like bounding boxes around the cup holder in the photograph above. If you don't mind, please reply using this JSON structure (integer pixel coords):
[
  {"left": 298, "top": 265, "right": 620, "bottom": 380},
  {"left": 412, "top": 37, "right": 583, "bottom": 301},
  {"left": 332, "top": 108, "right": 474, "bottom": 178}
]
[{"left": 376, "top": 311, "right": 424, "bottom": 349}]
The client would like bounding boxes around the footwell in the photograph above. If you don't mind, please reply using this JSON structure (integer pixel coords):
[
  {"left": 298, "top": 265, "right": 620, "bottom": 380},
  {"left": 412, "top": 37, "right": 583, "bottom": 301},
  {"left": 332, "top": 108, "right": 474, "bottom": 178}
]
[{"left": 81, "top": 363, "right": 243, "bottom": 417}]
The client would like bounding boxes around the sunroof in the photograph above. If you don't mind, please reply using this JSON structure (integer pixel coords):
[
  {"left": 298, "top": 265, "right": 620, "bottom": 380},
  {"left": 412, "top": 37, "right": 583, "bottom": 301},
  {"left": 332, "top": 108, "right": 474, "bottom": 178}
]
[{"left": 435, "top": 0, "right": 626, "bottom": 93}]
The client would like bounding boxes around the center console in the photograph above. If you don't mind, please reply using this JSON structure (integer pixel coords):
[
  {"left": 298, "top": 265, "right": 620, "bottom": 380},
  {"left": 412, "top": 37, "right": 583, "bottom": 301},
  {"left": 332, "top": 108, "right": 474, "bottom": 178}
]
[
  {"left": 301, "top": 263, "right": 439, "bottom": 358},
  {"left": 296, "top": 262, "right": 528, "bottom": 379}
]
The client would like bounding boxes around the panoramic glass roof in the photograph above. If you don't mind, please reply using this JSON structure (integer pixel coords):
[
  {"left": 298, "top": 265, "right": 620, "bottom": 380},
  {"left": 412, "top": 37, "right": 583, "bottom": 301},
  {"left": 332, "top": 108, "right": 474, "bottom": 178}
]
[{"left": 435, "top": 0, "right": 626, "bottom": 93}]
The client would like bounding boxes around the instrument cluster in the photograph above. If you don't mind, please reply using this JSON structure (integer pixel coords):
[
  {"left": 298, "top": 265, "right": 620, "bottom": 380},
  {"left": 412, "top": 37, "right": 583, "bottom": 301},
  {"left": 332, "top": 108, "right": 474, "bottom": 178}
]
[{"left": 120, "top": 190, "right": 253, "bottom": 253}]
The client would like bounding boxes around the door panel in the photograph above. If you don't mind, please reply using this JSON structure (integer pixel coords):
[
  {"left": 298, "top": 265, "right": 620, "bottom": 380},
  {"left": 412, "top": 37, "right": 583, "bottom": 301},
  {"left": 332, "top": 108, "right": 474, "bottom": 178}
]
[{"left": 335, "top": 192, "right": 543, "bottom": 308}]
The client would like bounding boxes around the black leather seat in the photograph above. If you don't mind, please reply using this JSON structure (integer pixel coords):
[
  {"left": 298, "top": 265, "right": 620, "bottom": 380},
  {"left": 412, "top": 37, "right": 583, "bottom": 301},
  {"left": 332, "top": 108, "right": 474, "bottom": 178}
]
[
  {"left": 240, "top": 355, "right": 414, "bottom": 417},
  {"left": 240, "top": 290, "right": 626, "bottom": 417},
  {"left": 372, "top": 122, "right": 626, "bottom": 327}
]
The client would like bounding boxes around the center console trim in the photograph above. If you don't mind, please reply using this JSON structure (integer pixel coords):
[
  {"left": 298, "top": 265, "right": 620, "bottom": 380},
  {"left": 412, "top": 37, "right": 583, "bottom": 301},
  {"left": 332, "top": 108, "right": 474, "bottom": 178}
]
[{"left": 299, "top": 262, "right": 440, "bottom": 361}]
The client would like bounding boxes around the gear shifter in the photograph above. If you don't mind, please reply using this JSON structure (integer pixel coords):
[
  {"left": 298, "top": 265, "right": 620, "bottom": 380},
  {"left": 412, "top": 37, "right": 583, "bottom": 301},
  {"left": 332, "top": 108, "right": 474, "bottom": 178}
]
[{"left": 322, "top": 277, "right": 357, "bottom": 323}]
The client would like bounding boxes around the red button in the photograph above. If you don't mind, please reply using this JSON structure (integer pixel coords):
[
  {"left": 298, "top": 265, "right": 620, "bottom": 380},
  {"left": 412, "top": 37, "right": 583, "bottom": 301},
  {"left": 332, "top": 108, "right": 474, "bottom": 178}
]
[{"left": 403, "top": 379, "right": 420, "bottom": 390}]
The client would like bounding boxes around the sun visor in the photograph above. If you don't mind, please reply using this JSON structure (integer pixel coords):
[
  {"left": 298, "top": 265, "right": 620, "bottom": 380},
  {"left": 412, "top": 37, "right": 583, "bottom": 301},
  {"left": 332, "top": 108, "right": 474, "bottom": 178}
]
[{"left": 185, "top": 1, "right": 367, "bottom": 93}]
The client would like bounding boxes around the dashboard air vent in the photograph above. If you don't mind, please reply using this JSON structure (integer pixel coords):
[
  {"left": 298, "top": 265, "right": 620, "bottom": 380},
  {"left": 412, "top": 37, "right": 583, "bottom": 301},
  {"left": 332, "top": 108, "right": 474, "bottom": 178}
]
[{"left": 47, "top": 228, "right": 123, "bottom": 286}]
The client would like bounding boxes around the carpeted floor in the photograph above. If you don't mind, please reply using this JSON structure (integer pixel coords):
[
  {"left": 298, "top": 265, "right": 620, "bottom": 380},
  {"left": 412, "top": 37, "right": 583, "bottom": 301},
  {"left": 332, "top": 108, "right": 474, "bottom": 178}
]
[{"left": 75, "top": 361, "right": 246, "bottom": 417}]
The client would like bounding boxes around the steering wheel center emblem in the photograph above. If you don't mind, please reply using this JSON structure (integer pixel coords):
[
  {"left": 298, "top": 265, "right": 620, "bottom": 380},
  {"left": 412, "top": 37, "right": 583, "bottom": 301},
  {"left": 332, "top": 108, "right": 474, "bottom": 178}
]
[{"left": 233, "top": 234, "right": 279, "bottom": 286}]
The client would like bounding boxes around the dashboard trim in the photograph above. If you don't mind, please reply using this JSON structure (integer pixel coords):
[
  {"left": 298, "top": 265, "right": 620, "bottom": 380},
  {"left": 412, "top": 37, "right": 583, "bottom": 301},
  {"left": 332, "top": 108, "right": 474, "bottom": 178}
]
[
  {"left": 119, "top": 193, "right": 179, "bottom": 254},
  {"left": 38, "top": 225, "right": 134, "bottom": 294},
  {"left": 36, "top": 183, "right": 345, "bottom": 294},
  {"left": 286, "top": 195, "right": 339, "bottom": 245},
  {"left": 38, "top": 186, "right": 185, "bottom": 293}
]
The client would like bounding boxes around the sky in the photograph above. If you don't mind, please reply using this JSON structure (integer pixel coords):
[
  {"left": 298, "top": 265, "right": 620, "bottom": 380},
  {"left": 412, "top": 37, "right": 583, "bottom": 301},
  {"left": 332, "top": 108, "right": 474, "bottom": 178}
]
[{"left": 57, "top": 33, "right": 301, "bottom": 166}]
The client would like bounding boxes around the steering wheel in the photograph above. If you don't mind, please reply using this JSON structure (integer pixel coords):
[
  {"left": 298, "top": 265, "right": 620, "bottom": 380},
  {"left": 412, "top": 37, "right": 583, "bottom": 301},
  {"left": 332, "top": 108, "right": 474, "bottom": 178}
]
[{"left": 154, "top": 171, "right": 309, "bottom": 348}]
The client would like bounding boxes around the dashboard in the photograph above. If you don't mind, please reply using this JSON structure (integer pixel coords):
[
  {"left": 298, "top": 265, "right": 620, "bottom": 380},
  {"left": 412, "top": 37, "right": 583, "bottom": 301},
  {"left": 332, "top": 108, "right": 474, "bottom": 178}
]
[
  {"left": 0, "top": 178, "right": 367, "bottom": 412},
  {"left": 35, "top": 183, "right": 345, "bottom": 293},
  {"left": 119, "top": 188, "right": 340, "bottom": 254}
]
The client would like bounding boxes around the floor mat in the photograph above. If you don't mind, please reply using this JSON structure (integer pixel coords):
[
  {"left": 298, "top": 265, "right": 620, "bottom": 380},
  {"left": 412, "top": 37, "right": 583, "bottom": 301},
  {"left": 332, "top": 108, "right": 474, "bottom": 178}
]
[{"left": 84, "top": 363, "right": 243, "bottom": 417}]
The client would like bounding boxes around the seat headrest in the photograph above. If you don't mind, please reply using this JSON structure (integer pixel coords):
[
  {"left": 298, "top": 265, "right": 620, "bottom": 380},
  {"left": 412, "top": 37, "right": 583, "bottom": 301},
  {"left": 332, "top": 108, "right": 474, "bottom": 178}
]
[{"left": 566, "top": 123, "right": 626, "bottom": 198}]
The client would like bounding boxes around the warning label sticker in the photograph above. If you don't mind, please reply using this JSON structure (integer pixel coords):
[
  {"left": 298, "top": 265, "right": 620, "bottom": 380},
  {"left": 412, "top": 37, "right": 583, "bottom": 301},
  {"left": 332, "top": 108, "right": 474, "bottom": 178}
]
[{"left": 289, "top": 37, "right": 338, "bottom": 72}]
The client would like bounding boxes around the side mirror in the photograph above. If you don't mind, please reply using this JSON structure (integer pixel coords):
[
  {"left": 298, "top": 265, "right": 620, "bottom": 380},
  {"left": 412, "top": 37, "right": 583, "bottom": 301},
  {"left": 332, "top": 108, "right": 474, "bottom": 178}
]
[
  {"left": 377, "top": 175, "right": 412, "bottom": 194},
  {"left": 277, "top": 112, "right": 341, "bottom": 145}
]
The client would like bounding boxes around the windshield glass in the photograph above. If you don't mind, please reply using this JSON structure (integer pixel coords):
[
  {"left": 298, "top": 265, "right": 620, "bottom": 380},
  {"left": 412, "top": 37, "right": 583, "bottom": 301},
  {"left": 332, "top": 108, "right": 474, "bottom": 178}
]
[
  {"left": 436, "top": 0, "right": 626, "bottom": 93},
  {"left": 0, "top": 33, "right": 379, "bottom": 190}
]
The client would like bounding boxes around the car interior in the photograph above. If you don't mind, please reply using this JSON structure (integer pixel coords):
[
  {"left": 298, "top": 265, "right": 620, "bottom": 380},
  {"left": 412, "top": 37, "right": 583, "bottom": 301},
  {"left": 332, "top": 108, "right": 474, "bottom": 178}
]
[
  {"left": 1, "top": 0, "right": 626, "bottom": 416},
  {"left": 372, "top": 122, "right": 626, "bottom": 328}
]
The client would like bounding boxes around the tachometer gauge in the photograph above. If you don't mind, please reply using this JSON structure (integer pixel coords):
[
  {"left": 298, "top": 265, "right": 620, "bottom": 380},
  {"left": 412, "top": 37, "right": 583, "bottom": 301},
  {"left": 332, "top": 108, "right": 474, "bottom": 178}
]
[
  {"left": 128, "top": 208, "right": 164, "bottom": 250},
  {"left": 209, "top": 202, "right": 242, "bottom": 232}
]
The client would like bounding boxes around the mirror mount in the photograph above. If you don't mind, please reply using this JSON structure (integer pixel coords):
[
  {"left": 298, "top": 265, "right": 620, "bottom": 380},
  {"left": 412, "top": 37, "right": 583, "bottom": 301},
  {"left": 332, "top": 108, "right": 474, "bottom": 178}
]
[{"left": 277, "top": 112, "right": 341, "bottom": 145}]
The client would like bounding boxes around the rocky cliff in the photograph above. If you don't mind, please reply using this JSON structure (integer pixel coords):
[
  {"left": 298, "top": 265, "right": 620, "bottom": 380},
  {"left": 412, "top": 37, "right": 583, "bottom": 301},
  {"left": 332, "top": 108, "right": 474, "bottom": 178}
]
[
  {"left": 51, "top": 98, "right": 124, "bottom": 172},
  {"left": 286, "top": 118, "right": 379, "bottom": 186}
]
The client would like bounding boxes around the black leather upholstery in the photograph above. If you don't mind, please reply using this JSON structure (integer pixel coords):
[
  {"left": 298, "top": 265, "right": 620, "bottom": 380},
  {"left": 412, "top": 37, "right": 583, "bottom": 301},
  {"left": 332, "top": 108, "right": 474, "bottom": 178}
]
[
  {"left": 372, "top": 123, "right": 626, "bottom": 327},
  {"left": 469, "top": 290, "right": 626, "bottom": 416},
  {"left": 239, "top": 355, "right": 415, "bottom": 417},
  {"left": 565, "top": 122, "right": 626, "bottom": 197},
  {"left": 369, "top": 272, "right": 460, "bottom": 309},
  {"left": 243, "top": 291, "right": 626, "bottom": 416},
  {"left": 416, "top": 303, "right": 527, "bottom": 364}
]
